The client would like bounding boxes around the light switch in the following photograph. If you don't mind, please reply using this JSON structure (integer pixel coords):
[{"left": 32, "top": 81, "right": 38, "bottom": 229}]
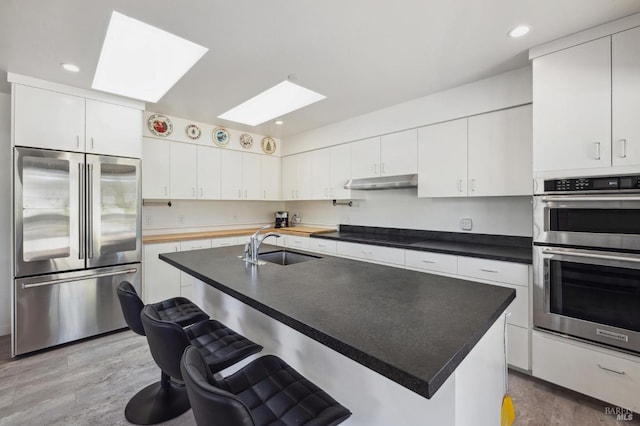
[{"left": 460, "top": 218, "right": 473, "bottom": 231}]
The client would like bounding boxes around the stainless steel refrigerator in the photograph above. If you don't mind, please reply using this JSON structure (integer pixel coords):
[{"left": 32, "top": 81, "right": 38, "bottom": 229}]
[{"left": 13, "top": 147, "right": 141, "bottom": 355}]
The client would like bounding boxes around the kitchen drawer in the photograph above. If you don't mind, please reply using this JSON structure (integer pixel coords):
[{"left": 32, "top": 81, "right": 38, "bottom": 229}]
[
  {"left": 405, "top": 250, "right": 457, "bottom": 275},
  {"left": 309, "top": 239, "right": 337, "bottom": 254},
  {"left": 533, "top": 331, "right": 640, "bottom": 412},
  {"left": 457, "top": 257, "right": 528, "bottom": 287},
  {"left": 180, "top": 239, "right": 212, "bottom": 251},
  {"left": 336, "top": 241, "right": 404, "bottom": 266},
  {"left": 285, "top": 235, "right": 311, "bottom": 250},
  {"left": 211, "top": 236, "right": 239, "bottom": 247},
  {"left": 507, "top": 324, "right": 529, "bottom": 370}
]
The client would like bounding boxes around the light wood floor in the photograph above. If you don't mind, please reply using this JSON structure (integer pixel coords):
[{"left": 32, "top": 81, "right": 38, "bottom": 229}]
[{"left": 0, "top": 331, "right": 637, "bottom": 425}]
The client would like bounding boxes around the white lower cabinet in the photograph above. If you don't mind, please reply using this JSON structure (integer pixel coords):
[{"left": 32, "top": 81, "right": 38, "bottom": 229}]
[
  {"left": 309, "top": 238, "right": 337, "bottom": 254},
  {"left": 179, "top": 239, "right": 212, "bottom": 297},
  {"left": 457, "top": 257, "right": 529, "bottom": 287},
  {"left": 507, "top": 325, "right": 530, "bottom": 371},
  {"left": 533, "top": 330, "right": 640, "bottom": 412},
  {"left": 284, "top": 235, "right": 311, "bottom": 250},
  {"left": 143, "top": 242, "right": 180, "bottom": 303},
  {"left": 336, "top": 241, "right": 404, "bottom": 266},
  {"left": 404, "top": 250, "right": 457, "bottom": 275}
]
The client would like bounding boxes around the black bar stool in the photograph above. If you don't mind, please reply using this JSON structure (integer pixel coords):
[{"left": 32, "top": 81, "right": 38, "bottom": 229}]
[
  {"left": 139, "top": 304, "right": 263, "bottom": 424},
  {"left": 181, "top": 345, "right": 352, "bottom": 426},
  {"left": 116, "top": 281, "right": 210, "bottom": 425}
]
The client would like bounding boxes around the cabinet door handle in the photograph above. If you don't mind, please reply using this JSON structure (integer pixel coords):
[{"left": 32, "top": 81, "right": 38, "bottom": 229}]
[
  {"left": 76, "top": 135, "right": 80, "bottom": 148},
  {"left": 164, "top": 186, "right": 168, "bottom": 196},
  {"left": 470, "top": 179, "right": 476, "bottom": 192},
  {"left": 244, "top": 189, "right": 247, "bottom": 199},
  {"left": 192, "top": 187, "right": 195, "bottom": 196},
  {"left": 361, "top": 250, "right": 372, "bottom": 254},
  {"left": 200, "top": 187, "right": 203, "bottom": 197},
  {"left": 594, "top": 142, "right": 601, "bottom": 160},
  {"left": 456, "top": 179, "right": 462, "bottom": 192},
  {"left": 421, "top": 260, "right": 436, "bottom": 264},
  {"left": 263, "top": 190, "right": 266, "bottom": 199},
  {"left": 238, "top": 189, "right": 242, "bottom": 198},
  {"left": 317, "top": 244, "right": 326, "bottom": 247},
  {"left": 597, "top": 364, "right": 625, "bottom": 375},
  {"left": 91, "top": 137, "right": 94, "bottom": 150},
  {"left": 374, "top": 163, "right": 378, "bottom": 175},
  {"left": 381, "top": 162, "right": 385, "bottom": 174},
  {"left": 480, "top": 268, "right": 499, "bottom": 273},
  {"left": 620, "top": 139, "right": 627, "bottom": 158}
]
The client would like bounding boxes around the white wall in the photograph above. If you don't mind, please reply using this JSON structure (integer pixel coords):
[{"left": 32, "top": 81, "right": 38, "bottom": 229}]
[
  {"left": 283, "top": 66, "right": 532, "bottom": 155},
  {"left": 142, "top": 200, "right": 284, "bottom": 234},
  {"left": 0, "top": 92, "right": 11, "bottom": 335},
  {"left": 286, "top": 192, "right": 532, "bottom": 236},
  {"left": 282, "top": 66, "right": 534, "bottom": 237}
]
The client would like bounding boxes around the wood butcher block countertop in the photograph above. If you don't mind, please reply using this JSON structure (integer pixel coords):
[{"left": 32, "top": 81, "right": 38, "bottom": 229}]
[{"left": 143, "top": 226, "right": 336, "bottom": 244}]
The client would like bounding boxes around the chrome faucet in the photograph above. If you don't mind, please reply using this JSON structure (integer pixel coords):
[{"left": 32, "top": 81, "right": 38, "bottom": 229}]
[{"left": 245, "top": 225, "right": 281, "bottom": 264}]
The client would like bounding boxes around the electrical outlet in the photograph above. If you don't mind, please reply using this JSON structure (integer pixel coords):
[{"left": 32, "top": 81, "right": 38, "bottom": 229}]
[{"left": 460, "top": 218, "right": 473, "bottom": 231}]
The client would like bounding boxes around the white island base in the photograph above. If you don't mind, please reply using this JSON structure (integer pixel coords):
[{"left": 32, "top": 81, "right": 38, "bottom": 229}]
[{"left": 191, "top": 279, "right": 507, "bottom": 426}]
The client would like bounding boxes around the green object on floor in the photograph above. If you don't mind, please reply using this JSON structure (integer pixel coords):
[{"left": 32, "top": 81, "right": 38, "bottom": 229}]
[{"left": 501, "top": 313, "right": 515, "bottom": 426}]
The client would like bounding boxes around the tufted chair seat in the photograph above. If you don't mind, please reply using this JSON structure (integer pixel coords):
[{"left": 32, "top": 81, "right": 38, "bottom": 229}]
[{"left": 181, "top": 345, "right": 352, "bottom": 426}]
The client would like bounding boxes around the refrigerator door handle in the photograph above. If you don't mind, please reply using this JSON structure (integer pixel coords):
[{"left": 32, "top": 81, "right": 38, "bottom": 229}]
[
  {"left": 87, "top": 163, "right": 94, "bottom": 259},
  {"left": 21, "top": 268, "right": 138, "bottom": 289},
  {"left": 78, "top": 163, "right": 85, "bottom": 259}
]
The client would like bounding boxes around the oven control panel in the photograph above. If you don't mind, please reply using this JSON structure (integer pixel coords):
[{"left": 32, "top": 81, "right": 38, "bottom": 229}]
[{"left": 544, "top": 175, "right": 640, "bottom": 192}]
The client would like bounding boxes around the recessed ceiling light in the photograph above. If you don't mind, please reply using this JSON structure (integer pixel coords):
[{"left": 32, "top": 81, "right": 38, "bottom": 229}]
[
  {"left": 92, "top": 11, "right": 208, "bottom": 102},
  {"left": 61, "top": 63, "right": 80, "bottom": 73},
  {"left": 218, "top": 81, "right": 326, "bottom": 126},
  {"left": 275, "top": 120, "right": 284, "bottom": 125},
  {"left": 508, "top": 25, "right": 530, "bottom": 38}
]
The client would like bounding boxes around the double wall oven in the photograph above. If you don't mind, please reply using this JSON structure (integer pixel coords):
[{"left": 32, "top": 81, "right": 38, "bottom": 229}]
[{"left": 533, "top": 175, "right": 640, "bottom": 354}]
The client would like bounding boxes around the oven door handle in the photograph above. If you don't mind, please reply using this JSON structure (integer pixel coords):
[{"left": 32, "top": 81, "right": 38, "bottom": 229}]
[
  {"left": 541, "top": 248, "right": 640, "bottom": 263},
  {"left": 541, "top": 195, "right": 640, "bottom": 203}
]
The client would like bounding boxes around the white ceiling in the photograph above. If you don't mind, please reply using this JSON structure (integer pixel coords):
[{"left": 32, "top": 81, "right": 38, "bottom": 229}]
[{"left": 1, "top": 1, "right": 640, "bottom": 139}]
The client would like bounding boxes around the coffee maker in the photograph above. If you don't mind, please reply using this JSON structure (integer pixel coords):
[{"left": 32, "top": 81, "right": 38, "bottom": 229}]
[{"left": 275, "top": 211, "right": 289, "bottom": 228}]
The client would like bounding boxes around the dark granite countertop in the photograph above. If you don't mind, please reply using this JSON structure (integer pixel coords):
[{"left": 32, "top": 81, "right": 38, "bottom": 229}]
[
  {"left": 160, "top": 245, "right": 515, "bottom": 399},
  {"left": 312, "top": 225, "right": 532, "bottom": 264}
]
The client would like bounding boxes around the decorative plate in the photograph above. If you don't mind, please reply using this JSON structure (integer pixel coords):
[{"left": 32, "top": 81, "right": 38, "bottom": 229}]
[
  {"left": 147, "top": 114, "right": 173, "bottom": 137},
  {"left": 185, "top": 124, "right": 201, "bottom": 140},
  {"left": 239, "top": 133, "right": 254, "bottom": 149},
  {"left": 212, "top": 127, "right": 230, "bottom": 146},
  {"left": 261, "top": 137, "right": 276, "bottom": 154}
]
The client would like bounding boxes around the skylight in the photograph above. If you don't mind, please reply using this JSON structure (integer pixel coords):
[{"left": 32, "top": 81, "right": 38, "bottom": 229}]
[
  {"left": 218, "top": 80, "right": 326, "bottom": 126},
  {"left": 92, "top": 11, "right": 208, "bottom": 103}
]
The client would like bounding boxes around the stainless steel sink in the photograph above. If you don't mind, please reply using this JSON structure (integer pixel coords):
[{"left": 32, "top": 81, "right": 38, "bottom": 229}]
[{"left": 257, "top": 250, "right": 321, "bottom": 265}]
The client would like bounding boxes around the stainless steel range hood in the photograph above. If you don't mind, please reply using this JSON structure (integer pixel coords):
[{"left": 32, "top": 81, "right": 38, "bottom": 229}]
[{"left": 344, "top": 174, "right": 418, "bottom": 190}]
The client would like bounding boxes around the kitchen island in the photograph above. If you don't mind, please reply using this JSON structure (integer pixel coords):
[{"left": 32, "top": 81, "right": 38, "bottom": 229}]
[{"left": 160, "top": 245, "right": 515, "bottom": 425}]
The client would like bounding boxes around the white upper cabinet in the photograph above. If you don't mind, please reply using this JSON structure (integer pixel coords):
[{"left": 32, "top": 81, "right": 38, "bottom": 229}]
[
  {"left": 350, "top": 137, "right": 381, "bottom": 178},
  {"left": 14, "top": 85, "right": 85, "bottom": 152},
  {"left": 418, "top": 105, "right": 532, "bottom": 198},
  {"left": 468, "top": 105, "right": 533, "bottom": 196},
  {"left": 142, "top": 137, "right": 171, "bottom": 199},
  {"left": 170, "top": 142, "right": 198, "bottom": 199},
  {"left": 261, "top": 155, "right": 281, "bottom": 200},
  {"left": 13, "top": 84, "right": 142, "bottom": 157},
  {"left": 220, "top": 150, "right": 244, "bottom": 200},
  {"left": 330, "top": 144, "right": 352, "bottom": 199},
  {"left": 350, "top": 132, "right": 417, "bottom": 179},
  {"left": 312, "top": 148, "right": 332, "bottom": 199},
  {"left": 418, "top": 118, "right": 468, "bottom": 198},
  {"left": 197, "top": 145, "right": 221, "bottom": 200},
  {"left": 533, "top": 37, "right": 612, "bottom": 172},
  {"left": 380, "top": 129, "right": 417, "bottom": 175},
  {"left": 281, "top": 152, "right": 312, "bottom": 200},
  {"left": 219, "top": 150, "right": 262, "bottom": 200},
  {"left": 243, "top": 153, "right": 262, "bottom": 200},
  {"left": 85, "top": 99, "right": 142, "bottom": 158},
  {"left": 612, "top": 26, "right": 640, "bottom": 167}
]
